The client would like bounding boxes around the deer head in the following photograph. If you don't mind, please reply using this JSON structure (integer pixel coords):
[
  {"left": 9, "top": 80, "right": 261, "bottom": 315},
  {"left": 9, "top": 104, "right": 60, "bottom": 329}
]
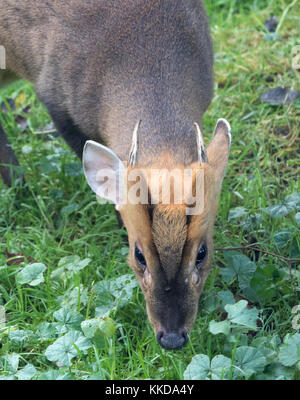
[{"left": 83, "top": 118, "right": 231, "bottom": 350}]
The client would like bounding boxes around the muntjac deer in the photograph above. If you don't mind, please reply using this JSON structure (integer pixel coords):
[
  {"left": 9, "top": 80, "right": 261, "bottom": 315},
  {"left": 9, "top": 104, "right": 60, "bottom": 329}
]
[{"left": 0, "top": 0, "right": 231, "bottom": 350}]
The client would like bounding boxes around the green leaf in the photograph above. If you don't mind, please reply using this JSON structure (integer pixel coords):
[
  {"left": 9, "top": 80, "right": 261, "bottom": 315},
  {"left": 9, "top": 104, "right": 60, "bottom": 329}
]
[
  {"left": 39, "top": 155, "right": 61, "bottom": 174},
  {"left": 21, "top": 145, "right": 33, "bottom": 154},
  {"left": 183, "top": 354, "right": 232, "bottom": 380},
  {"left": 53, "top": 307, "right": 84, "bottom": 334},
  {"left": 225, "top": 300, "right": 258, "bottom": 330},
  {"left": 16, "top": 263, "right": 46, "bottom": 286},
  {"left": 221, "top": 252, "right": 257, "bottom": 290},
  {"left": 264, "top": 32, "right": 280, "bottom": 41},
  {"left": 295, "top": 212, "right": 300, "bottom": 227},
  {"left": 273, "top": 229, "right": 294, "bottom": 249},
  {"left": 257, "top": 362, "right": 295, "bottom": 380},
  {"left": 49, "top": 189, "right": 63, "bottom": 200},
  {"left": 183, "top": 354, "right": 210, "bottom": 380},
  {"left": 51, "top": 257, "right": 91, "bottom": 285},
  {"left": 87, "top": 374, "right": 104, "bottom": 380},
  {"left": 264, "top": 204, "right": 289, "bottom": 218},
  {"left": 8, "top": 329, "right": 37, "bottom": 346},
  {"left": 218, "top": 290, "right": 235, "bottom": 310},
  {"left": 81, "top": 318, "right": 100, "bottom": 339},
  {"left": 210, "top": 355, "right": 232, "bottom": 380},
  {"left": 45, "top": 330, "right": 92, "bottom": 367},
  {"left": 278, "top": 333, "right": 300, "bottom": 367},
  {"left": 200, "top": 290, "right": 221, "bottom": 313},
  {"left": 94, "top": 274, "right": 138, "bottom": 316},
  {"left": 0, "top": 354, "right": 19, "bottom": 374},
  {"left": 264, "top": 193, "right": 300, "bottom": 218},
  {"left": 228, "top": 207, "right": 248, "bottom": 221},
  {"left": 251, "top": 336, "right": 277, "bottom": 364},
  {"left": 106, "top": 274, "right": 138, "bottom": 301},
  {"left": 36, "top": 322, "right": 58, "bottom": 340},
  {"left": 98, "top": 317, "right": 116, "bottom": 337},
  {"left": 209, "top": 320, "right": 230, "bottom": 336},
  {"left": 56, "top": 285, "right": 89, "bottom": 308},
  {"left": 285, "top": 193, "right": 300, "bottom": 211},
  {"left": 234, "top": 346, "right": 267, "bottom": 378},
  {"left": 50, "top": 267, "right": 67, "bottom": 282},
  {"left": 81, "top": 316, "right": 116, "bottom": 348},
  {"left": 37, "top": 370, "right": 73, "bottom": 380},
  {"left": 15, "top": 364, "right": 37, "bottom": 380},
  {"left": 61, "top": 203, "right": 80, "bottom": 217},
  {"left": 243, "top": 265, "right": 278, "bottom": 304},
  {"left": 120, "top": 247, "right": 129, "bottom": 256},
  {"left": 241, "top": 213, "right": 263, "bottom": 231},
  {"left": 58, "top": 256, "right": 91, "bottom": 273},
  {"left": 65, "top": 162, "right": 83, "bottom": 177},
  {"left": 0, "top": 375, "right": 15, "bottom": 380}
]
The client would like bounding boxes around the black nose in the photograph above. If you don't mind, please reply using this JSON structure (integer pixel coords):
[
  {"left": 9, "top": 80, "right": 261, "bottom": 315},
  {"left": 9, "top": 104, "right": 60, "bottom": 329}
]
[{"left": 156, "top": 330, "right": 188, "bottom": 350}]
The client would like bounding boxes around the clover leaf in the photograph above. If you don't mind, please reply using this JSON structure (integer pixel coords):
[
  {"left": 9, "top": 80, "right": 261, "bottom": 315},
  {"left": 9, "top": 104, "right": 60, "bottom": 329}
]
[
  {"left": 183, "top": 354, "right": 232, "bottom": 380},
  {"left": 233, "top": 346, "right": 267, "bottom": 378},
  {"left": 16, "top": 263, "right": 46, "bottom": 286},
  {"left": 278, "top": 333, "right": 300, "bottom": 367},
  {"left": 221, "top": 252, "right": 257, "bottom": 290},
  {"left": 45, "top": 330, "right": 92, "bottom": 367},
  {"left": 225, "top": 300, "right": 259, "bottom": 331}
]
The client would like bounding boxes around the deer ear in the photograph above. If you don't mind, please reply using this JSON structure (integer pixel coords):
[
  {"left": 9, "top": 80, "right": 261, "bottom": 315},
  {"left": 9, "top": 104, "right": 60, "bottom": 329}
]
[
  {"left": 82, "top": 140, "right": 125, "bottom": 206},
  {"left": 206, "top": 118, "right": 231, "bottom": 183}
]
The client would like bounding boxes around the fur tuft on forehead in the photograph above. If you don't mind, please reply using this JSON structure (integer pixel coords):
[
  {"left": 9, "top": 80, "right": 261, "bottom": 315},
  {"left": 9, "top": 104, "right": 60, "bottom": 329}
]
[{"left": 151, "top": 204, "right": 187, "bottom": 281}]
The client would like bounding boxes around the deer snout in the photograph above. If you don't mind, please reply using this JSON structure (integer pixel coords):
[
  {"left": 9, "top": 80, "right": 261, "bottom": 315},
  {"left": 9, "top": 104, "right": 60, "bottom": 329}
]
[{"left": 156, "top": 329, "right": 188, "bottom": 350}]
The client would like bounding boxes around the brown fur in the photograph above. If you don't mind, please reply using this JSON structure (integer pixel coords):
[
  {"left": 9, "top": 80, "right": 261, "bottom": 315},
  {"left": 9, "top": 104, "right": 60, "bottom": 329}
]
[
  {"left": 0, "top": 1, "right": 230, "bottom": 346},
  {"left": 119, "top": 144, "right": 230, "bottom": 337},
  {"left": 152, "top": 204, "right": 188, "bottom": 281},
  {"left": 0, "top": 0, "right": 213, "bottom": 161}
]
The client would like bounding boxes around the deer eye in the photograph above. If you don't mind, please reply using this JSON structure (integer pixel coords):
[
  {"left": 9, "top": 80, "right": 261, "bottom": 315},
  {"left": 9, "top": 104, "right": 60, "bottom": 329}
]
[
  {"left": 196, "top": 244, "right": 207, "bottom": 268},
  {"left": 135, "top": 245, "right": 146, "bottom": 271}
]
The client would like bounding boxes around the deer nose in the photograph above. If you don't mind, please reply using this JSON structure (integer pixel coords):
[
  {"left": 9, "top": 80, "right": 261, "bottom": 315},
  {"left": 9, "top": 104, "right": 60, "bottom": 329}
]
[{"left": 156, "top": 329, "right": 188, "bottom": 350}]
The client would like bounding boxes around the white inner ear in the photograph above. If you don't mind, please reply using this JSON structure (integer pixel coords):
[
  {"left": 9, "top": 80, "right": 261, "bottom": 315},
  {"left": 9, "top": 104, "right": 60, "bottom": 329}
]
[
  {"left": 215, "top": 118, "right": 232, "bottom": 147},
  {"left": 82, "top": 140, "right": 125, "bottom": 206}
]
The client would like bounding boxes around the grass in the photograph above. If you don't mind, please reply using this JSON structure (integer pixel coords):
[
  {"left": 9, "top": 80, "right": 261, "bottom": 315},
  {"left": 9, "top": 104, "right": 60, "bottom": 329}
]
[{"left": 0, "top": 0, "right": 299, "bottom": 380}]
